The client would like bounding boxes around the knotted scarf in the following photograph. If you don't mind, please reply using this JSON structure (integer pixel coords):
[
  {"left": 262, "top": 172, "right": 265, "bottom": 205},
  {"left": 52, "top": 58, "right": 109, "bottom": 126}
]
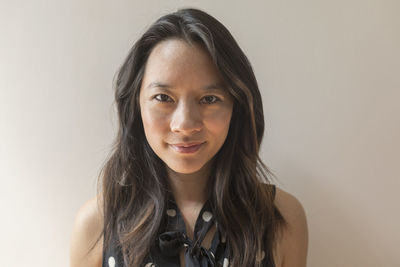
[{"left": 158, "top": 230, "right": 216, "bottom": 267}]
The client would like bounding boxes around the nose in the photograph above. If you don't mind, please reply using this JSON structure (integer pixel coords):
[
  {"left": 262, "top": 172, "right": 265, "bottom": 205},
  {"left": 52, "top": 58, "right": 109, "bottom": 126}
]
[{"left": 170, "top": 100, "right": 203, "bottom": 135}]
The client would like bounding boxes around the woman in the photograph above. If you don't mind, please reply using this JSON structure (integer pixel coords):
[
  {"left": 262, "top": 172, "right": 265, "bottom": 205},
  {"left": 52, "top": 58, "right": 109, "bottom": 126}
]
[{"left": 70, "top": 8, "right": 308, "bottom": 267}]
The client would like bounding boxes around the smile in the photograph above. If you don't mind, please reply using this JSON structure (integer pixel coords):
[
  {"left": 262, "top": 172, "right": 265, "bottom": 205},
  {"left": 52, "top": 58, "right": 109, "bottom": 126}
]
[{"left": 170, "top": 142, "right": 205, "bottom": 154}]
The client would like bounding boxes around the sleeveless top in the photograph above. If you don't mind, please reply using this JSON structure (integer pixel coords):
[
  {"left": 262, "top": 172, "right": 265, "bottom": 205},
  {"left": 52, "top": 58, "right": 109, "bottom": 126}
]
[{"left": 102, "top": 184, "right": 276, "bottom": 267}]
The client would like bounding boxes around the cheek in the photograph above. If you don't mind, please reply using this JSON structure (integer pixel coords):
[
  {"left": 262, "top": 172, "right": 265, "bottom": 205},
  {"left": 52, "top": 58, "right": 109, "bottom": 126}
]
[
  {"left": 141, "top": 106, "right": 169, "bottom": 137},
  {"left": 206, "top": 108, "right": 232, "bottom": 135}
]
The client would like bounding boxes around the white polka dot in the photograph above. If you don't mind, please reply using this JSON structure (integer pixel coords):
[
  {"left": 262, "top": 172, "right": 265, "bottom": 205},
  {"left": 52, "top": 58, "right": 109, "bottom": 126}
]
[
  {"left": 223, "top": 257, "right": 229, "bottom": 267},
  {"left": 202, "top": 211, "right": 213, "bottom": 222},
  {"left": 144, "top": 263, "right": 155, "bottom": 267},
  {"left": 256, "top": 250, "right": 265, "bottom": 261},
  {"left": 108, "top": 256, "right": 115, "bottom": 267},
  {"left": 166, "top": 209, "right": 176, "bottom": 217},
  {"left": 221, "top": 233, "right": 226, "bottom": 243}
]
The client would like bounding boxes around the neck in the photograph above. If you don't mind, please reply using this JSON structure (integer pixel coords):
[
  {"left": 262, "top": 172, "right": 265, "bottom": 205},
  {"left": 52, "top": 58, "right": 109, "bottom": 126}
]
[{"left": 166, "top": 160, "right": 213, "bottom": 208}]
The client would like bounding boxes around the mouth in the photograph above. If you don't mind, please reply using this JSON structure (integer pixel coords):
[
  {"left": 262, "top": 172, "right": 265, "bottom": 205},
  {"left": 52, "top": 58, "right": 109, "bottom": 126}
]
[{"left": 170, "top": 142, "right": 206, "bottom": 154}]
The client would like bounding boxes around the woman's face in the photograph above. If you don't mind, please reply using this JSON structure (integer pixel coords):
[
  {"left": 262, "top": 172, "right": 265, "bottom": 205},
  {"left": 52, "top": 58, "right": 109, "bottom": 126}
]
[{"left": 139, "top": 39, "right": 233, "bottom": 174}]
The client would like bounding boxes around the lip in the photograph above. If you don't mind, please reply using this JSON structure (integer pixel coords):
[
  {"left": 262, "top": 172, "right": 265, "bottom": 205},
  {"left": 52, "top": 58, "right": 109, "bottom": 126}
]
[{"left": 170, "top": 142, "right": 205, "bottom": 154}]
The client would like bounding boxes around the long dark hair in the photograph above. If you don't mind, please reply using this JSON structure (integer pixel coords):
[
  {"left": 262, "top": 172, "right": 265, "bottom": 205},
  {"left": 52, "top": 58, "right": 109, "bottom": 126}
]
[{"left": 94, "top": 7, "right": 286, "bottom": 266}]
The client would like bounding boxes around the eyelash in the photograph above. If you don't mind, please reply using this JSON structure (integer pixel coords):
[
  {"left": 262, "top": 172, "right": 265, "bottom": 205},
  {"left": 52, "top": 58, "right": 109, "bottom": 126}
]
[{"left": 153, "top": 94, "right": 221, "bottom": 104}]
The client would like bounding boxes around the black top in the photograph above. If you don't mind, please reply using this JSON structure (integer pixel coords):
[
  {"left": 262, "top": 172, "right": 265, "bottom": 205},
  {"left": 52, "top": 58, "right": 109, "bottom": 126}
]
[{"left": 102, "top": 184, "right": 276, "bottom": 267}]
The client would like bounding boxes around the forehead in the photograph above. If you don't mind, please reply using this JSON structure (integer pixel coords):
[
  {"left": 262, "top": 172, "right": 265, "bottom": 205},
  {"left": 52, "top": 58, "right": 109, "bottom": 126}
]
[{"left": 141, "top": 39, "right": 226, "bottom": 92}]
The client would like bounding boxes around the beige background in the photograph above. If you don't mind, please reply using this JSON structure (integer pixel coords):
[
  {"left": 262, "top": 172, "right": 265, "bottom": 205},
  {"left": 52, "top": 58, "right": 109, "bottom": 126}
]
[{"left": 1, "top": 0, "right": 399, "bottom": 266}]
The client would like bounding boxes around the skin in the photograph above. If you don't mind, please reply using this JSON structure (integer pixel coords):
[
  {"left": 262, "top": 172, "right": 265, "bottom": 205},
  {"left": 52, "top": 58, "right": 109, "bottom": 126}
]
[
  {"left": 70, "top": 39, "right": 308, "bottom": 267},
  {"left": 139, "top": 39, "right": 234, "bottom": 238}
]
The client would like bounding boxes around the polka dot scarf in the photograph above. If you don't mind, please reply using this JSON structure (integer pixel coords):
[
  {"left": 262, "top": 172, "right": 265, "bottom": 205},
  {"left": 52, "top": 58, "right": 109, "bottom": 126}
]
[{"left": 154, "top": 193, "right": 230, "bottom": 267}]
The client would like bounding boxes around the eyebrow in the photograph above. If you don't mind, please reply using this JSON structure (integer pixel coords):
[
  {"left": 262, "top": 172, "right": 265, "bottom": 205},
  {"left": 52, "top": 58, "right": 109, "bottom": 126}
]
[{"left": 146, "top": 82, "right": 226, "bottom": 92}]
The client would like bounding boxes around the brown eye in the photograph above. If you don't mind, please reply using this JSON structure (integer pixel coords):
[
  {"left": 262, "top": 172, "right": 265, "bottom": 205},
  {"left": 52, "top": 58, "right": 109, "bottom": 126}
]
[
  {"left": 154, "top": 94, "right": 173, "bottom": 102},
  {"left": 201, "top": 95, "right": 221, "bottom": 104}
]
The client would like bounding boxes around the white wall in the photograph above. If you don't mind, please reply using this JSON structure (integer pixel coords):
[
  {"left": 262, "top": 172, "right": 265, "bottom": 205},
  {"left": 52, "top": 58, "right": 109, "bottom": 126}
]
[{"left": 1, "top": 1, "right": 399, "bottom": 266}]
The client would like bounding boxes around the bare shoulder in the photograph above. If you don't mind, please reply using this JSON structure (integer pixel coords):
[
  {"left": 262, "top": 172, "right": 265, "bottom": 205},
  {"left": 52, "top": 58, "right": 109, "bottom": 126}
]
[
  {"left": 274, "top": 186, "right": 308, "bottom": 267},
  {"left": 70, "top": 195, "right": 104, "bottom": 267}
]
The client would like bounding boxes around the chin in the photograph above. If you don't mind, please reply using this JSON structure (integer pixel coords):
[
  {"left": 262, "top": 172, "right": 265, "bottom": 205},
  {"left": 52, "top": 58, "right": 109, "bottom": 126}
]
[
  {"left": 169, "top": 167, "right": 202, "bottom": 175},
  {"left": 166, "top": 162, "right": 205, "bottom": 175}
]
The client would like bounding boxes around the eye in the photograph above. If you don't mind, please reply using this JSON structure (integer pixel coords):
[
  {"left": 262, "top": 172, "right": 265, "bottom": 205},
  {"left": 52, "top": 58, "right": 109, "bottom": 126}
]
[
  {"left": 201, "top": 95, "right": 221, "bottom": 104},
  {"left": 153, "top": 94, "right": 173, "bottom": 103}
]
